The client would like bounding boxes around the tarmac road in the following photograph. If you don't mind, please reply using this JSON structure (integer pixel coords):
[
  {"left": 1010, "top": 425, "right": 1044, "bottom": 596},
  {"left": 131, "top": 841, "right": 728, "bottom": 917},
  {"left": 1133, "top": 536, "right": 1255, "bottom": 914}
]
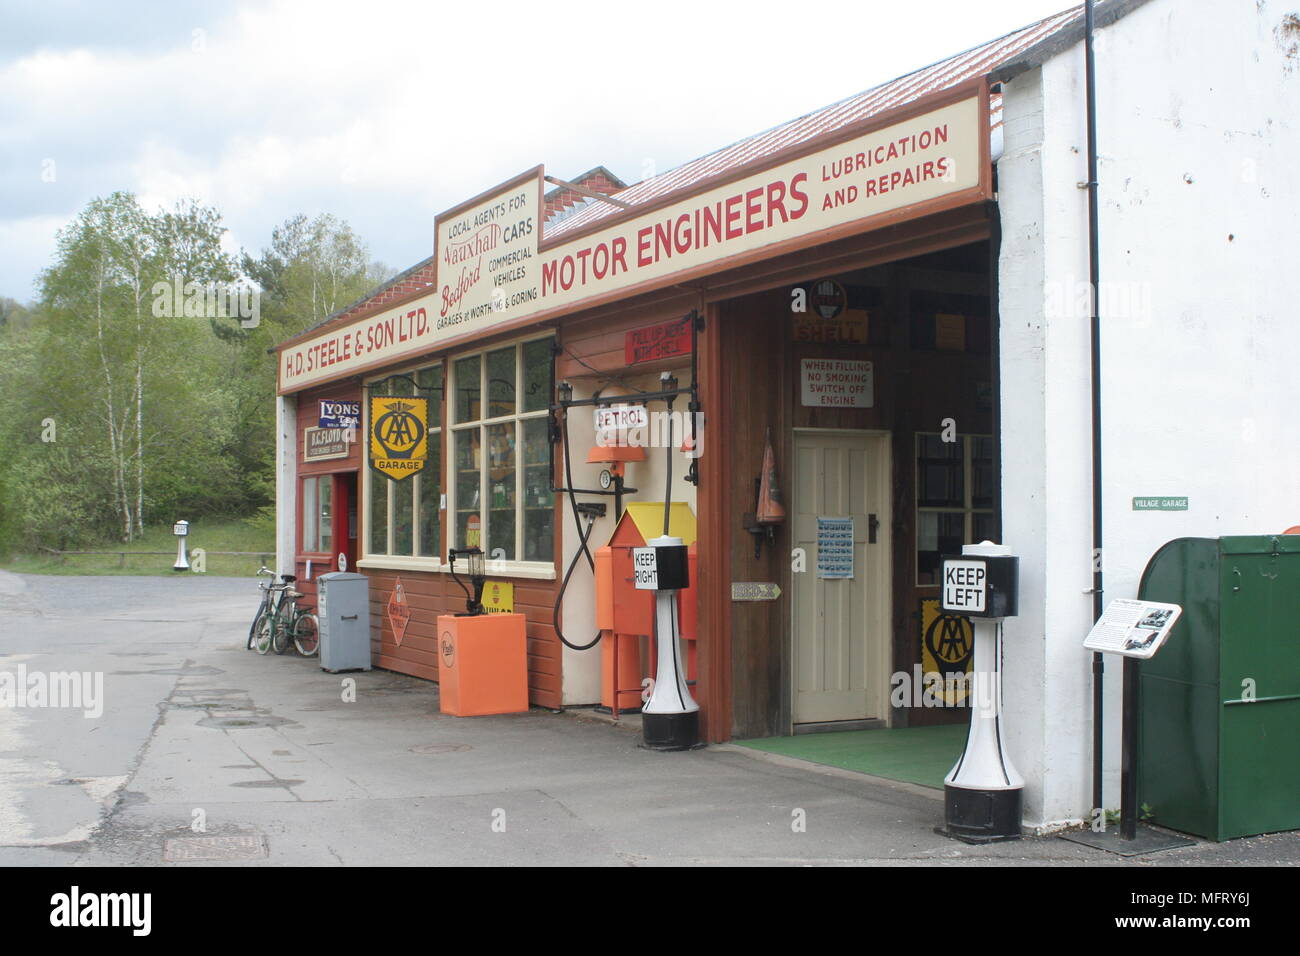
[{"left": 0, "top": 569, "right": 1296, "bottom": 867}]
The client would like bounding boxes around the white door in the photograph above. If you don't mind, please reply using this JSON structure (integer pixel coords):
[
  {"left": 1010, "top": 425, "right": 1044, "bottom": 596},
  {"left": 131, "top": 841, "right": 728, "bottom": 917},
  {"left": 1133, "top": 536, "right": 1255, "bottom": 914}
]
[{"left": 791, "top": 430, "right": 891, "bottom": 725}]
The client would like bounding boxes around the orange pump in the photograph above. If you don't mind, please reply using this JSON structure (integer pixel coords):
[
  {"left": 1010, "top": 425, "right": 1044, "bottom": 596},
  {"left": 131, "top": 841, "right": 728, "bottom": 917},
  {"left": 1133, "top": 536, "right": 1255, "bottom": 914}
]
[{"left": 594, "top": 502, "right": 698, "bottom": 714}]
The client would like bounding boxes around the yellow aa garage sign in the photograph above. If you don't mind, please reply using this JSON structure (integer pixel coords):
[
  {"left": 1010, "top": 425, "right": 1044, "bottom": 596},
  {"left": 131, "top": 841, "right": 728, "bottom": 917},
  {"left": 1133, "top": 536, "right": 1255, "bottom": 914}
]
[
  {"left": 369, "top": 396, "right": 429, "bottom": 480},
  {"left": 919, "top": 598, "right": 974, "bottom": 706}
]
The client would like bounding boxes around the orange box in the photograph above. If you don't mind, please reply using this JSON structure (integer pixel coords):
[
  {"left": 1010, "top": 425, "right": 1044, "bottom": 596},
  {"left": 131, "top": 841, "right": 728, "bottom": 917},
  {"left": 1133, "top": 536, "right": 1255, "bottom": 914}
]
[{"left": 436, "top": 613, "right": 529, "bottom": 717}]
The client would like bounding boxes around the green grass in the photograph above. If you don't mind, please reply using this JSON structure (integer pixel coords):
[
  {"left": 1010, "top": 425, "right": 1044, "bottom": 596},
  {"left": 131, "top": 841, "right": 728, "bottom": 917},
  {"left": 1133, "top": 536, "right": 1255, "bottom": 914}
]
[
  {"left": 735, "top": 723, "right": 968, "bottom": 790},
  {"left": 0, "top": 518, "right": 275, "bottom": 577}
]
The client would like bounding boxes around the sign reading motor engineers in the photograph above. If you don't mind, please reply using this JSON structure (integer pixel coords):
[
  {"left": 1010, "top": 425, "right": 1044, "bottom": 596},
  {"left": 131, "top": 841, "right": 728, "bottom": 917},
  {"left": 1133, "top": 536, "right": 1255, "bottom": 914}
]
[{"left": 279, "top": 88, "right": 985, "bottom": 392}]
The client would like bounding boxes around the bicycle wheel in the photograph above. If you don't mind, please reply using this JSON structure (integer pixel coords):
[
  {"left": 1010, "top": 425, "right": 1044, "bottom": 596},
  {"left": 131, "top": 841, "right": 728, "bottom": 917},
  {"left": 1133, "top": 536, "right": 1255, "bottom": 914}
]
[
  {"left": 293, "top": 613, "right": 319, "bottom": 657},
  {"left": 272, "top": 608, "right": 291, "bottom": 655},
  {"left": 254, "top": 614, "right": 274, "bottom": 655},
  {"left": 248, "top": 602, "right": 268, "bottom": 650}
]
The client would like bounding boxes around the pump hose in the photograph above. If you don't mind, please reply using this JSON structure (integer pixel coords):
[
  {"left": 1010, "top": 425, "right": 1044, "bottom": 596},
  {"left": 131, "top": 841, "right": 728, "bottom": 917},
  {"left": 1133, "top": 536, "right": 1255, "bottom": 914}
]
[{"left": 551, "top": 405, "right": 603, "bottom": 652}]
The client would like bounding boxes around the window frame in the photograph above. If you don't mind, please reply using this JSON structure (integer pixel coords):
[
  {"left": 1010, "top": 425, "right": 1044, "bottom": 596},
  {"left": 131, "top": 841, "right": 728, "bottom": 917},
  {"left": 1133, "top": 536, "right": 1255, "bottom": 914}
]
[
  {"left": 358, "top": 359, "right": 445, "bottom": 572},
  {"left": 356, "top": 332, "right": 557, "bottom": 580},
  {"left": 446, "top": 332, "right": 556, "bottom": 576},
  {"left": 914, "top": 432, "right": 994, "bottom": 586}
]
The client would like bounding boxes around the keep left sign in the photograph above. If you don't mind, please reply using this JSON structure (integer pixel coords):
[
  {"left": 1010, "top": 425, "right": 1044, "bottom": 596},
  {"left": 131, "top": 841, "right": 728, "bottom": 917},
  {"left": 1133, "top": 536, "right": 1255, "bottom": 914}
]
[{"left": 942, "top": 559, "right": 986, "bottom": 614}]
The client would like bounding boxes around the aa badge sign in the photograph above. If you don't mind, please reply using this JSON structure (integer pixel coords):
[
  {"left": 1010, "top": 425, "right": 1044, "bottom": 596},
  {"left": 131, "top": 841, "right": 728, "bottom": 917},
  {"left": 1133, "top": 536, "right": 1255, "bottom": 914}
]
[
  {"left": 369, "top": 396, "right": 428, "bottom": 480},
  {"left": 919, "top": 598, "right": 974, "bottom": 706}
]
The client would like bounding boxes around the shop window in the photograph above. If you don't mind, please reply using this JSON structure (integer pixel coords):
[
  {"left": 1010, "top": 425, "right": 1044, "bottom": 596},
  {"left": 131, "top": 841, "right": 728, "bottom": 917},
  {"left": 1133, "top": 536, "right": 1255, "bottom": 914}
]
[
  {"left": 449, "top": 336, "right": 554, "bottom": 565},
  {"left": 366, "top": 364, "right": 443, "bottom": 560},
  {"left": 301, "top": 475, "right": 333, "bottom": 554},
  {"left": 916, "top": 433, "right": 995, "bottom": 585}
]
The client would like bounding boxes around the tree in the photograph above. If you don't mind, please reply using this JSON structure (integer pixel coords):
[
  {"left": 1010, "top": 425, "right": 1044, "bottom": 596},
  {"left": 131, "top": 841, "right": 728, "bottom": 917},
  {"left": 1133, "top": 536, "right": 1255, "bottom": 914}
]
[{"left": 31, "top": 192, "right": 236, "bottom": 541}]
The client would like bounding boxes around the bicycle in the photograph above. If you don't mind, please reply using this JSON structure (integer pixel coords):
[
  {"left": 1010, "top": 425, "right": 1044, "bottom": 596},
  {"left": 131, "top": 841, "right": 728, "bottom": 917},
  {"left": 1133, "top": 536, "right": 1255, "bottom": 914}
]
[
  {"left": 247, "top": 566, "right": 278, "bottom": 650},
  {"left": 254, "top": 574, "right": 319, "bottom": 657}
]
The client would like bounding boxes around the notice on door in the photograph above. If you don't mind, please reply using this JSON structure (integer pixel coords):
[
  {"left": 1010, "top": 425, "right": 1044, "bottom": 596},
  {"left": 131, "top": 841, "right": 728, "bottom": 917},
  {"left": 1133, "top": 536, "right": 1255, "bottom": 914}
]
[
  {"left": 816, "top": 517, "right": 854, "bottom": 579},
  {"left": 800, "top": 359, "right": 873, "bottom": 408}
]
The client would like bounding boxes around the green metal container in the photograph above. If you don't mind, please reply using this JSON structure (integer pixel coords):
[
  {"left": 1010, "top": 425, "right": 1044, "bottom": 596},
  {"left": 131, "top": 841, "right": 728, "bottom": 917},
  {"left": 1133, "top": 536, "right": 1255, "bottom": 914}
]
[{"left": 1137, "top": 535, "right": 1300, "bottom": 841}]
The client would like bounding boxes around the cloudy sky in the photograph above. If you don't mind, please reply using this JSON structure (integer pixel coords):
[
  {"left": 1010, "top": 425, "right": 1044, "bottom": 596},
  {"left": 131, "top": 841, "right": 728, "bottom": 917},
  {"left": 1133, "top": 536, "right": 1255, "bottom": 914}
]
[{"left": 0, "top": 0, "right": 1077, "bottom": 302}]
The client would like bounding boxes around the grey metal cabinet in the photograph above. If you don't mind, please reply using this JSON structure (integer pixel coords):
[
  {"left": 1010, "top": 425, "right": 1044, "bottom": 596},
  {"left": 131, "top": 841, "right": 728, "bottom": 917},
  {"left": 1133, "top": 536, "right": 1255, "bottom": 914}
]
[{"left": 317, "top": 572, "right": 372, "bottom": 673}]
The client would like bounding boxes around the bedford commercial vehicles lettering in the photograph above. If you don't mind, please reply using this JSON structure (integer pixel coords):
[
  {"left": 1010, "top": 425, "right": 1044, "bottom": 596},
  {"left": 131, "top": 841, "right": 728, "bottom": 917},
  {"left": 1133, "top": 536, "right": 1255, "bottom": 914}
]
[{"left": 50, "top": 886, "right": 151, "bottom": 936}]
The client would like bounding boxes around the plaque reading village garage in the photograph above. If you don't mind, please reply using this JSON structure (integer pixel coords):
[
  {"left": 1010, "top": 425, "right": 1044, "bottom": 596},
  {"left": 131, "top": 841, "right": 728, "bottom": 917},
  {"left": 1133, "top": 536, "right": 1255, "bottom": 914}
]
[{"left": 800, "top": 359, "right": 873, "bottom": 408}]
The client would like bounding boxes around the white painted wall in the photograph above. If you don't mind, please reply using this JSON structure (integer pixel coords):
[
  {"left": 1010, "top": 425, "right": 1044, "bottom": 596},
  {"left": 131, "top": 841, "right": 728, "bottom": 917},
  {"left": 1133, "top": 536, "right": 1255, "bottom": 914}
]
[
  {"left": 559, "top": 368, "right": 699, "bottom": 705},
  {"left": 275, "top": 393, "right": 297, "bottom": 577},
  {"left": 998, "top": 0, "right": 1300, "bottom": 829}
]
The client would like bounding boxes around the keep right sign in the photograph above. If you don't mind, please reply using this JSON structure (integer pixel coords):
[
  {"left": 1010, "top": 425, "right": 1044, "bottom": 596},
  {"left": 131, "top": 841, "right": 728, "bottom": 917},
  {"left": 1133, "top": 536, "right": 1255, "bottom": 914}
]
[{"left": 942, "top": 560, "right": 987, "bottom": 614}]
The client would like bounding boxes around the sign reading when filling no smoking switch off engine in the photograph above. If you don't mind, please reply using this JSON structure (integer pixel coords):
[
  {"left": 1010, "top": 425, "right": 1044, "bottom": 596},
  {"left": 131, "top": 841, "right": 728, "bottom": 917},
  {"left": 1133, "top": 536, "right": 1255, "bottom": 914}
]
[
  {"left": 800, "top": 359, "right": 873, "bottom": 408},
  {"left": 941, "top": 555, "right": 1018, "bottom": 618}
]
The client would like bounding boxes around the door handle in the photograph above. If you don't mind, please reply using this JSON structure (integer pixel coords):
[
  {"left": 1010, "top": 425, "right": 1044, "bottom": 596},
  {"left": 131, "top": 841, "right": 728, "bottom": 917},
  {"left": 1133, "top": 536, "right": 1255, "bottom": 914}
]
[
  {"left": 868, "top": 513, "right": 879, "bottom": 544},
  {"left": 342, "top": 614, "right": 358, "bottom": 621}
]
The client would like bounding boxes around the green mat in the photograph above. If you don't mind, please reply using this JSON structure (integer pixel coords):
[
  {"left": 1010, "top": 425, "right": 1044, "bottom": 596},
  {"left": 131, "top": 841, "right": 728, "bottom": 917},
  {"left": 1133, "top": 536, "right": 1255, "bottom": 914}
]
[{"left": 735, "top": 723, "right": 967, "bottom": 790}]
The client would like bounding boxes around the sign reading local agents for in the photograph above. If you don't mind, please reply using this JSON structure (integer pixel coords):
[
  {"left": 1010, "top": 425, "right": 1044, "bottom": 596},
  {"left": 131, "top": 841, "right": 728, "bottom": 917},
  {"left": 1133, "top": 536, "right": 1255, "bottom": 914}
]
[
  {"left": 434, "top": 167, "right": 542, "bottom": 339},
  {"left": 369, "top": 395, "right": 429, "bottom": 481},
  {"left": 941, "top": 554, "right": 1018, "bottom": 618}
]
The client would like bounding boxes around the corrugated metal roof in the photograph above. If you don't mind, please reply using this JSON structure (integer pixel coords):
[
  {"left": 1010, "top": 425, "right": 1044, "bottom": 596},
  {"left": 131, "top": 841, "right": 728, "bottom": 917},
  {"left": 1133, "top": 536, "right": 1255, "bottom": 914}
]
[{"left": 546, "top": 4, "right": 1084, "bottom": 241}]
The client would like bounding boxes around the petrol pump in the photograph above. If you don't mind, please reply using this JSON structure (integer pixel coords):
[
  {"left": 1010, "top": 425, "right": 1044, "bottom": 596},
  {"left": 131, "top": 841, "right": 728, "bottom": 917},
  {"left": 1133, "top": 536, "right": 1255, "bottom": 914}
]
[
  {"left": 548, "top": 317, "right": 704, "bottom": 750},
  {"left": 595, "top": 503, "right": 698, "bottom": 716}
]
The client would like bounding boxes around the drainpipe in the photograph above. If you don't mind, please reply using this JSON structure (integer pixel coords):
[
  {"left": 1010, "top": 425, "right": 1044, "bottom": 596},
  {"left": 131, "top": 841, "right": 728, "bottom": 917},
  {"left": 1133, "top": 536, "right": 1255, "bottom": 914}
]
[{"left": 1084, "top": 0, "right": 1106, "bottom": 815}]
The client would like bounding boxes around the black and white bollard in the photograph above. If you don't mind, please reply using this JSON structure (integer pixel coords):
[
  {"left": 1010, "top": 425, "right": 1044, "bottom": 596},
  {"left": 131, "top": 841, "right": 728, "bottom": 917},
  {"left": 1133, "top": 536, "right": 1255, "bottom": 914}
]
[
  {"left": 635, "top": 535, "right": 699, "bottom": 750},
  {"left": 172, "top": 520, "right": 190, "bottom": 572},
  {"left": 939, "top": 541, "right": 1022, "bottom": 843}
]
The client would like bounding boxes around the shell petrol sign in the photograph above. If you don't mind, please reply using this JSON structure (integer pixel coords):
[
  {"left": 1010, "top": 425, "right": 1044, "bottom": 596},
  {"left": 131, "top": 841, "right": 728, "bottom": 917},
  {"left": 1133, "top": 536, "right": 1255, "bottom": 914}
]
[{"left": 368, "top": 395, "right": 429, "bottom": 481}]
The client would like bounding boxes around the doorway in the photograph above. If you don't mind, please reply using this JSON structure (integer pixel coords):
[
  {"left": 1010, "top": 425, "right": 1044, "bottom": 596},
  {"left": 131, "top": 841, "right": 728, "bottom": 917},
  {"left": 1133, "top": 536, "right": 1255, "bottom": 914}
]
[{"left": 790, "top": 429, "right": 892, "bottom": 728}]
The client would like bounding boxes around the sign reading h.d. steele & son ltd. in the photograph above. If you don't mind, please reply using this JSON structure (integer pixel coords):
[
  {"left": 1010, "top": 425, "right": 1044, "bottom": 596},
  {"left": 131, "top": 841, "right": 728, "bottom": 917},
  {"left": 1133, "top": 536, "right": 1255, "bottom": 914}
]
[{"left": 278, "top": 86, "right": 986, "bottom": 392}]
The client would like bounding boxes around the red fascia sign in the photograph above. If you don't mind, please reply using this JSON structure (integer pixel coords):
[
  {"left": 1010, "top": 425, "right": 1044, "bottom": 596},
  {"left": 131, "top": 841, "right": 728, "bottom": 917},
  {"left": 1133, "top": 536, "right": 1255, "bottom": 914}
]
[{"left": 625, "top": 316, "right": 693, "bottom": 366}]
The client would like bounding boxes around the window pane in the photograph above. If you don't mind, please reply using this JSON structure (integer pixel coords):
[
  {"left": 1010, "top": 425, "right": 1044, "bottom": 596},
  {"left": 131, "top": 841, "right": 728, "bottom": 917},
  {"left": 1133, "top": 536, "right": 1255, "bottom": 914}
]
[
  {"left": 972, "top": 437, "right": 994, "bottom": 510},
  {"left": 318, "top": 477, "right": 333, "bottom": 553},
  {"left": 369, "top": 475, "right": 388, "bottom": 554},
  {"left": 973, "top": 511, "right": 996, "bottom": 544},
  {"left": 455, "top": 356, "right": 480, "bottom": 423},
  {"left": 523, "top": 418, "right": 553, "bottom": 562},
  {"left": 455, "top": 429, "right": 481, "bottom": 549},
  {"left": 418, "top": 444, "right": 441, "bottom": 559},
  {"left": 392, "top": 477, "right": 413, "bottom": 556},
  {"left": 917, "top": 511, "right": 965, "bottom": 586},
  {"left": 917, "top": 435, "right": 964, "bottom": 508},
  {"left": 487, "top": 347, "right": 516, "bottom": 418},
  {"left": 523, "top": 339, "right": 551, "bottom": 412},
  {"left": 417, "top": 364, "right": 444, "bottom": 428},
  {"left": 302, "top": 478, "right": 317, "bottom": 553},
  {"left": 486, "top": 421, "right": 516, "bottom": 560}
]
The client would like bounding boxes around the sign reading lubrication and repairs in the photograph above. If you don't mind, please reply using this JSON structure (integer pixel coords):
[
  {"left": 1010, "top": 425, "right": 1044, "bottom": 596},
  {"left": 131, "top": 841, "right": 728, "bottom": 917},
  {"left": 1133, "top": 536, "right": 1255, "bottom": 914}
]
[{"left": 278, "top": 88, "right": 987, "bottom": 393}]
